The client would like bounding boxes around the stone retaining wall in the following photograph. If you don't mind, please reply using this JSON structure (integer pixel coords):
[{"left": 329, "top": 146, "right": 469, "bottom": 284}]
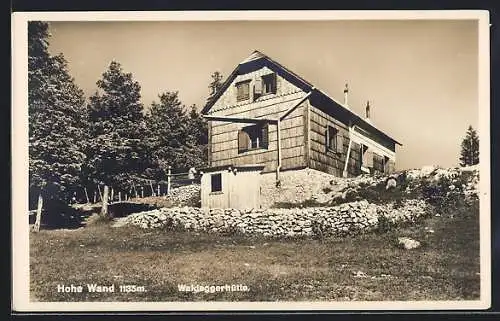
[
  {"left": 117, "top": 199, "right": 430, "bottom": 238},
  {"left": 260, "top": 168, "right": 342, "bottom": 208},
  {"left": 165, "top": 184, "right": 201, "bottom": 207}
]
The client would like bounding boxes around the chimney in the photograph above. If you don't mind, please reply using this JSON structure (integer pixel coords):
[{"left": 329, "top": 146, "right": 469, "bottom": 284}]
[
  {"left": 365, "top": 100, "right": 371, "bottom": 123},
  {"left": 343, "top": 83, "right": 349, "bottom": 108}
]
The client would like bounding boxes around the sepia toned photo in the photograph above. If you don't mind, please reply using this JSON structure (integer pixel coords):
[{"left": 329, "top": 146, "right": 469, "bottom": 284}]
[{"left": 12, "top": 11, "right": 490, "bottom": 311}]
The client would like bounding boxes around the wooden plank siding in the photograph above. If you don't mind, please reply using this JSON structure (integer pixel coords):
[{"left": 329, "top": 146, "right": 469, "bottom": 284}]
[
  {"left": 308, "top": 105, "right": 362, "bottom": 177},
  {"left": 209, "top": 90, "right": 308, "bottom": 172}
]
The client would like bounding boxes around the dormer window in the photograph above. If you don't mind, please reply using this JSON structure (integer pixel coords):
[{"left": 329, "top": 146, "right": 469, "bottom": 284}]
[{"left": 236, "top": 80, "right": 250, "bottom": 102}]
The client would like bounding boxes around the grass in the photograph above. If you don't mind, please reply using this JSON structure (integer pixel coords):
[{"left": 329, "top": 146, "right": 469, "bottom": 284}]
[{"left": 29, "top": 200, "right": 480, "bottom": 302}]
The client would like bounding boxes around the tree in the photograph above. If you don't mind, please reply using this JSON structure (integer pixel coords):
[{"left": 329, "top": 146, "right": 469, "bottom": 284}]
[
  {"left": 28, "top": 21, "right": 87, "bottom": 204},
  {"left": 206, "top": 71, "right": 224, "bottom": 104},
  {"left": 85, "top": 61, "right": 151, "bottom": 192},
  {"left": 185, "top": 104, "right": 208, "bottom": 166},
  {"left": 459, "top": 125, "right": 479, "bottom": 166},
  {"left": 145, "top": 91, "right": 204, "bottom": 176}
]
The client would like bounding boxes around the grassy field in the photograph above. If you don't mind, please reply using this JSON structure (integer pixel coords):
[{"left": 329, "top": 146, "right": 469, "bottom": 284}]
[{"left": 30, "top": 202, "right": 480, "bottom": 302}]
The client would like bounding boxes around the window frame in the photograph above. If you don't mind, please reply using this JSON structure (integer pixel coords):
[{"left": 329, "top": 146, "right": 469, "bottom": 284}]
[
  {"left": 261, "top": 73, "right": 277, "bottom": 95},
  {"left": 238, "top": 123, "right": 269, "bottom": 154},
  {"left": 235, "top": 79, "right": 251, "bottom": 102},
  {"left": 210, "top": 173, "right": 222, "bottom": 193}
]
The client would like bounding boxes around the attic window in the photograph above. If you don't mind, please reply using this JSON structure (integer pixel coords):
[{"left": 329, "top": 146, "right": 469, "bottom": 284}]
[
  {"left": 238, "top": 123, "right": 269, "bottom": 153},
  {"left": 326, "top": 125, "right": 343, "bottom": 153},
  {"left": 262, "top": 73, "right": 277, "bottom": 95},
  {"left": 236, "top": 80, "right": 250, "bottom": 102}
]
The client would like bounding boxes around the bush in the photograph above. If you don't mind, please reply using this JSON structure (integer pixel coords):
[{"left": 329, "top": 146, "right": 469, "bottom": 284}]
[
  {"left": 421, "top": 175, "right": 466, "bottom": 215},
  {"left": 322, "top": 187, "right": 333, "bottom": 194},
  {"left": 376, "top": 214, "right": 393, "bottom": 234}
]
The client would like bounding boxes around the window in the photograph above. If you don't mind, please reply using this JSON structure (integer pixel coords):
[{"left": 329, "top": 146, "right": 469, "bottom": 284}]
[
  {"left": 361, "top": 144, "right": 373, "bottom": 168},
  {"left": 383, "top": 156, "right": 391, "bottom": 173},
  {"left": 236, "top": 80, "right": 250, "bottom": 101},
  {"left": 326, "top": 125, "right": 343, "bottom": 153},
  {"left": 373, "top": 153, "right": 385, "bottom": 173},
  {"left": 211, "top": 173, "right": 222, "bottom": 192},
  {"left": 238, "top": 123, "right": 269, "bottom": 153},
  {"left": 262, "top": 73, "right": 277, "bottom": 95}
]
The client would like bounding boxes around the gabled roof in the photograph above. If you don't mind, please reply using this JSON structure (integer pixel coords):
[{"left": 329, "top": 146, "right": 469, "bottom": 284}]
[{"left": 202, "top": 50, "right": 401, "bottom": 146}]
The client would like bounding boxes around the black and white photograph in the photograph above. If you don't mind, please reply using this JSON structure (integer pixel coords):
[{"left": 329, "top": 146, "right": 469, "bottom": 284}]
[{"left": 12, "top": 10, "right": 490, "bottom": 311}]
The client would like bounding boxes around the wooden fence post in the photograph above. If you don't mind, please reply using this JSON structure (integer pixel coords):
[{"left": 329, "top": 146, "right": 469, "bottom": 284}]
[
  {"left": 118, "top": 191, "right": 122, "bottom": 202},
  {"left": 98, "top": 185, "right": 103, "bottom": 201},
  {"left": 133, "top": 183, "right": 138, "bottom": 199},
  {"left": 84, "top": 187, "right": 90, "bottom": 204},
  {"left": 110, "top": 187, "right": 114, "bottom": 204},
  {"left": 167, "top": 166, "right": 172, "bottom": 195},
  {"left": 150, "top": 181, "right": 155, "bottom": 197},
  {"left": 33, "top": 193, "right": 43, "bottom": 232},
  {"left": 141, "top": 186, "right": 144, "bottom": 198},
  {"left": 157, "top": 184, "right": 160, "bottom": 197},
  {"left": 93, "top": 191, "right": 97, "bottom": 204},
  {"left": 101, "top": 185, "right": 109, "bottom": 217}
]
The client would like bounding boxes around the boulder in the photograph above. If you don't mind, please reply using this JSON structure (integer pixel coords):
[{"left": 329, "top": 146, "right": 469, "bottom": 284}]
[{"left": 397, "top": 237, "right": 421, "bottom": 250}]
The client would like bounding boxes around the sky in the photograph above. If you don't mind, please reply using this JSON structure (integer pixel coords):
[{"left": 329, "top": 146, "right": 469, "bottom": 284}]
[{"left": 46, "top": 19, "right": 480, "bottom": 171}]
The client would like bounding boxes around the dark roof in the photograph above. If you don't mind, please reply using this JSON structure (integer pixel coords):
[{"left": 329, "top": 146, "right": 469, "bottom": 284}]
[{"left": 202, "top": 50, "right": 401, "bottom": 146}]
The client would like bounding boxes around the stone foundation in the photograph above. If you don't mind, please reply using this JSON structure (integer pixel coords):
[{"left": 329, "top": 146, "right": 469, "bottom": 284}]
[{"left": 260, "top": 168, "right": 342, "bottom": 208}]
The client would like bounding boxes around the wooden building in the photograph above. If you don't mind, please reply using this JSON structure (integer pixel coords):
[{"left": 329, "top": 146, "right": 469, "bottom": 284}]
[
  {"left": 200, "top": 164, "right": 264, "bottom": 209},
  {"left": 200, "top": 50, "right": 401, "bottom": 208}
]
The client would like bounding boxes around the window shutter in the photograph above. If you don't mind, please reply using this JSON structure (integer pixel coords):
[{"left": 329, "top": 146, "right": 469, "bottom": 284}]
[
  {"left": 270, "top": 73, "right": 277, "bottom": 94},
  {"left": 254, "top": 78, "right": 262, "bottom": 98},
  {"left": 325, "top": 127, "right": 329, "bottom": 153},
  {"left": 365, "top": 150, "right": 374, "bottom": 167},
  {"left": 238, "top": 130, "right": 249, "bottom": 153},
  {"left": 336, "top": 134, "right": 344, "bottom": 153},
  {"left": 261, "top": 123, "right": 269, "bottom": 148}
]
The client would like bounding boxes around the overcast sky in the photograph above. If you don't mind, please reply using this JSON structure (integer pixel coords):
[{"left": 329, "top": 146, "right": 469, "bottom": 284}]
[{"left": 46, "top": 19, "right": 479, "bottom": 171}]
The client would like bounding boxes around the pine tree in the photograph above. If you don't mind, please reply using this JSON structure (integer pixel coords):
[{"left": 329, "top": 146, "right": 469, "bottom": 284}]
[
  {"left": 206, "top": 71, "right": 224, "bottom": 104},
  {"left": 85, "top": 61, "right": 150, "bottom": 191},
  {"left": 145, "top": 91, "right": 191, "bottom": 176},
  {"left": 459, "top": 125, "right": 479, "bottom": 166},
  {"left": 186, "top": 104, "right": 208, "bottom": 166},
  {"left": 28, "top": 21, "right": 87, "bottom": 204}
]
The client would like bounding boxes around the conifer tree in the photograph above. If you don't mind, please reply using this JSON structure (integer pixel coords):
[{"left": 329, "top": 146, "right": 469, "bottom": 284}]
[
  {"left": 459, "top": 125, "right": 480, "bottom": 166},
  {"left": 85, "top": 61, "right": 150, "bottom": 191},
  {"left": 145, "top": 91, "right": 191, "bottom": 175},
  {"left": 28, "top": 21, "right": 87, "bottom": 203},
  {"left": 206, "top": 71, "right": 224, "bottom": 104}
]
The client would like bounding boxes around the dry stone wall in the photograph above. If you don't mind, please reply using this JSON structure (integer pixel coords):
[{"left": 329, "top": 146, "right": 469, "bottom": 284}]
[
  {"left": 165, "top": 184, "right": 201, "bottom": 207},
  {"left": 117, "top": 199, "right": 430, "bottom": 238}
]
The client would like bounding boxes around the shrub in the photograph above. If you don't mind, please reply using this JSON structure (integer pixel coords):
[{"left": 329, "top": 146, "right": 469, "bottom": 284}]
[
  {"left": 376, "top": 214, "right": 393, "bottom": 234},
  {"left": 322, "top": 187, "right": 333, "bottom": 194},
  {"left": 421, "top": 175, "right": 466, "bottom": 215}
]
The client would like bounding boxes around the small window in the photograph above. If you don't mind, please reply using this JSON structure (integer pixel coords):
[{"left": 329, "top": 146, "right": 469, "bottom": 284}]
[
  {"left": 236, "top": 80, "right": 250, "bottom": 101},
  {"left": 211, "top": 173, "right": 222, "bottom": 192},
  {"left": 238, "top": 123, "right": 269, "bottom": 153},
  {"left": 326, "top": 125, "right": 343, "bottom": 153},
  {"left": 373, "top": 153, "right": 384, "bottom": 173},
  {"left": 361, "top": 145, "right": 373, "bottom": 168},
  {"left": 262, "top": 73, "right": 277, "bottom": 95},
  {"left": 326, "top": 126, "right": 337, "bottom": 151}
]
